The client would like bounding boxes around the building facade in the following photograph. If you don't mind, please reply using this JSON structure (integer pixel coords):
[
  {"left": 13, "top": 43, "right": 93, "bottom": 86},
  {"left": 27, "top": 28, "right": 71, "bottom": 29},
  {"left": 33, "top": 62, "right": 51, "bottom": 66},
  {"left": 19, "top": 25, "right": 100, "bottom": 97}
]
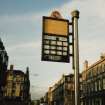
[
  {"left": 42, "top": 54, "right": 105, "bottom": 105},
  {"left": 3, "top": 65, "right": 30, "bottom": 105},
  {"left": 44, "top": 74, "right": 75, "bottom": 105},
  {"left": 0, "top": 38, "right": 8, "bottom": 101},
  {"left": 81, "top": 55, "right": 105, "bottom": 105}
]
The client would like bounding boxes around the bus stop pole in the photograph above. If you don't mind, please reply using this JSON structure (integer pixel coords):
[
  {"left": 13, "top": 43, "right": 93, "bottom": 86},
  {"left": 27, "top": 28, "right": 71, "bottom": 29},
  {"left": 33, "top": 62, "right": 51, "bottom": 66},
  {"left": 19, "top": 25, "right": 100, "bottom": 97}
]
[{"left": 71, "top": 10, "right": 80, "bottom": 105}]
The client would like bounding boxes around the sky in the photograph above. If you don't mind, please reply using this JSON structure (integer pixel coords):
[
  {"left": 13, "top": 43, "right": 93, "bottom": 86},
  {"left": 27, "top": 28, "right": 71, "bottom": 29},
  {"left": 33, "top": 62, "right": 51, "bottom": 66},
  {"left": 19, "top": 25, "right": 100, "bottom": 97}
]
[{"left": 0, "top": 0, "right": 105, "bottom": 100}]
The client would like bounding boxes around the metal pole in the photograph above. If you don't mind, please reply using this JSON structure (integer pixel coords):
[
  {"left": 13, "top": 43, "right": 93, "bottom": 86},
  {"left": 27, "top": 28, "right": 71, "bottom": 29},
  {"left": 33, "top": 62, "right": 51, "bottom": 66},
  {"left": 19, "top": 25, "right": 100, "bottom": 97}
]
[{"left": 71, "top": 10, "right": 80, "bottom": 105}]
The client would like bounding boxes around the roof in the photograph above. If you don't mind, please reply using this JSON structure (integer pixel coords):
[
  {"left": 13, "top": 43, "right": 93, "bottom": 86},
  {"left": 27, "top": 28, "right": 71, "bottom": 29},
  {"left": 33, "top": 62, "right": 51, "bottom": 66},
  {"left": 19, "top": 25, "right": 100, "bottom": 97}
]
[
  {"left": 82, "top": 57, "right": 105, "bottom": 74},
  {"left": 6, "top": 69, "right": 25, "bottom": 75}
]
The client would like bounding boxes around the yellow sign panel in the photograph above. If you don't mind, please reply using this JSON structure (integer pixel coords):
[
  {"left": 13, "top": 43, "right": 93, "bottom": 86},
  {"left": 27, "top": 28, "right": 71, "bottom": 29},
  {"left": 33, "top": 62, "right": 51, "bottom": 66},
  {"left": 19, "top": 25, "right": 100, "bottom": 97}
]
[{"left": 44, "top": 18, "right": 68, "bottom": 36}]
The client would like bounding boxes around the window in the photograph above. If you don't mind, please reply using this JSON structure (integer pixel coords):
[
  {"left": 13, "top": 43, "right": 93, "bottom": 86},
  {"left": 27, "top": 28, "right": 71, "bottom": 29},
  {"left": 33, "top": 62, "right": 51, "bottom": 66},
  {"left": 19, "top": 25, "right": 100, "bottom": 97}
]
[
  {"left": 99, "top": 79, "right": 101, "bottom": 91},
  {"left": 90, "top": 83, "right": 94, "bottom": 92},
  {"left": 7, "top": 88, "right": 12, "bottom": 96},
  {"left": 95, "top": 81, "right": 98, "bottom": 91},
  {"left": 93, "top": 68, "right": 97, "bottom": 76},
  {"left": 83, "top": 84, "right": 86, "bottom": 94},
  {"left": 100, "top": 65, "right": 102, "bottom": 73},
  {"left": 101, "top": 64, "right": 104, "bottom": 73},
  {"left": 94, "top": 98, "right": 102, "bottom": 105},
  {"left": 104, "top": 64, "right": 105, "bottom": 72},
  {"left": 92, "top": 82, "right": 95, "bottom": 92},
  {"left": 67, "top": 77, "right": 70, "bottom": 82},
  {"left": 103, "top": 78, "right": 105, "bottom": 90},
  {"left": 96, "top": 66, "right": 99, "bottom": 75},
  {"left": 21, "top": 85, "right": 23, "bottom": 90}
]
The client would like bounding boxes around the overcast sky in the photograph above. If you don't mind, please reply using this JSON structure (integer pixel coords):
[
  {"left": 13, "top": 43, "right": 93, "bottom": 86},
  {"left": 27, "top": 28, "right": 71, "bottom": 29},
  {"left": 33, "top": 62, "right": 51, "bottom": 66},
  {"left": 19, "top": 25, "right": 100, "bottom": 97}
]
[{"left": 0, "top": 0, "right": 105, "bottom": 100}]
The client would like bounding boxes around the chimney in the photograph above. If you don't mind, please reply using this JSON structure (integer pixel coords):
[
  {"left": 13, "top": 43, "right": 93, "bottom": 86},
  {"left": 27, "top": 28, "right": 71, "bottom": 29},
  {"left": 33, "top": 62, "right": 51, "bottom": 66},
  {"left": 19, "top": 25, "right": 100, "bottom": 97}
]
[
  {"left": 26, "top": 67, "right": 29, "bottom": 78},
  {"left": 83, "top": 60, "right": 88, "bottom": 70},
  {"left": 100, "top": 53, "right": 105, "bottom": 59},
  {"left": 10, "top": 65, "right": 14, "bottom": 70}
]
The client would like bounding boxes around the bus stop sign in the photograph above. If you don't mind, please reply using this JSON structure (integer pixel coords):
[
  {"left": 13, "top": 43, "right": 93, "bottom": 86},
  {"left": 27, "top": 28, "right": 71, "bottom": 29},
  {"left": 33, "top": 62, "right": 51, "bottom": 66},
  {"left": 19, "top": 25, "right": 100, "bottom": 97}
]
[{"left": 41, "top": 16, "right": 70, "bottom": 63}]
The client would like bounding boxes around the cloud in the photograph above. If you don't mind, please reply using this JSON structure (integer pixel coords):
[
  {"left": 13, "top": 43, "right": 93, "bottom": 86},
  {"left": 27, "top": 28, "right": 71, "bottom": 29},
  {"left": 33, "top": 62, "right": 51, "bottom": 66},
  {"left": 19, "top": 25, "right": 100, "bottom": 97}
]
[
  {"left": 58, "top": 0, "right": 105, "bottom": 65},
  {"left": 0, "top": 11, "right": 48, "bottom": 40},
  {"left": 1, "top": 0, "right": 105, "bottom": 99},
  {"left": 30, "top": 85, "right": 47, "bottom": 100},
  {"left": 7, "top": 41, "right": 40, "bottom": 52},
  {"left": 30, "top": 0, "right": 105, "bottom": 98},
  {"left": 0, "top": 12, "right": 43, "bottom": 23}
]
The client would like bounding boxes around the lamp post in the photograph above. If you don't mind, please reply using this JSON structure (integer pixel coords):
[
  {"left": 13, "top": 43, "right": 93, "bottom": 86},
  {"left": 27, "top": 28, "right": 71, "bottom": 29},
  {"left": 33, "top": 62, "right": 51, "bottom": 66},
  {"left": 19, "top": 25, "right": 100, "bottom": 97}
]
[{"left": 71, "top": 10, "right": 80, "bottom": 105}]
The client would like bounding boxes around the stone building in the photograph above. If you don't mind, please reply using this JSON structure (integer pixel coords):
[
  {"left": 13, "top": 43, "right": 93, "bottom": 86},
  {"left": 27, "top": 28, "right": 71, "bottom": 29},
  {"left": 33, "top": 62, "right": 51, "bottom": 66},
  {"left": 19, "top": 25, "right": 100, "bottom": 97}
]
[
  {"left": 45, "top": 74, "right": 75, "bottom": 105},
  {"left": 3, "top": 65, "right": 30, "bottom": 105},
  {"left": 81, "top": 54, "right": 105, "bottom": 105},
  {"left": 0, "top": 38, "right": 8, "bottom": 102}
]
